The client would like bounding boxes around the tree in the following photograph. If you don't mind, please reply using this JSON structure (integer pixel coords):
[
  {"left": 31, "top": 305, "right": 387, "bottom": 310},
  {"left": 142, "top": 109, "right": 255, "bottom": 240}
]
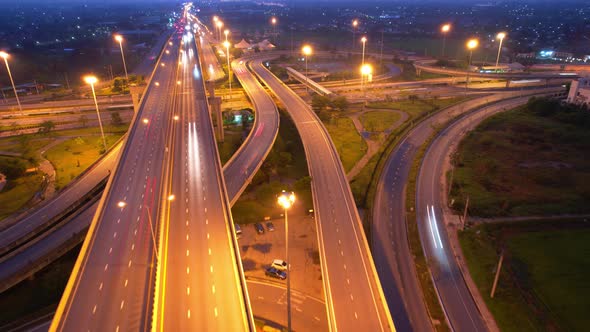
[
  {"left": 312, "top": 95, "right": 330, "bottom": 112},
  {"left": 332, "top": 96, "right": 349, "bottom": 112},
  {"left": 39, "top": 120, "right": 55, "bottom": 134},
  {"left": 232, "top": 48, "right": 244, "bottom": 58},
  {"left": 112, "top": 77, "right": 125, "bottom": 92},
  {"left": 79, "top": 115, "right": 88, "bottom": 128},
  {"left": 110, "top": 111, "right": 123, "bottom": 126}
]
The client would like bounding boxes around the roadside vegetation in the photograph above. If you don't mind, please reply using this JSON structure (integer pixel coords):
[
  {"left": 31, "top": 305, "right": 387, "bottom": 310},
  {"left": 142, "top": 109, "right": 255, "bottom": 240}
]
[
  {"left": 43, "top": 134, "right": 123, "bottom": 190},
  {"left": 217, "top": 109, "right": 254, "bottom": 165},
  {"left": 231, "top": 110, "right": 312, "bottom": 224},
  {"left": 460, "top": 219, "right": 590, "bottom": 332},
  {"left": 0, "top": 156, "right": 44, "bottom": 220},
  {"left": 359, "top": 111, "right": 402, "bottom": 132},
  {"left": 450, "top": 98, "right": 590, "bottom": 217}
]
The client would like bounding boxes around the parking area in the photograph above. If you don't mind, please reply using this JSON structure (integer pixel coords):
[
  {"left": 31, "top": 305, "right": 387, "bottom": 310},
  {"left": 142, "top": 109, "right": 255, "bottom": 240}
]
[{"left": 238, "top": 214, "right": 324, "bottom": 301}]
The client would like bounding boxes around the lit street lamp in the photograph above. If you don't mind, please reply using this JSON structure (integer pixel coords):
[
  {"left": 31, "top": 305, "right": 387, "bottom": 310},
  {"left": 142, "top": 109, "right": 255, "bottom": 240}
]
[
  {"left": 466, "top": 38, "right": 479, "bottom": 89},
  {"left": 270, "top": 17, "right": 278, "bottom": 43},
  {"left": 361, "top": 64, "right": 373, "bottom": 99},
  {"left": 277, "top": 190, "right": 295, "bottom": 332},
  {"left": 113, "top": 34, "right": 129, "bottom": 84},
  {"left": 302, "top": 45, "right": 312, "bottom": 93},
  {"left": 0, "top": 51, "right": 22, "bottom": 113},
  {"left": 216, "top": 20, "right": 224, "bottom": 42},
  {"left": 495, "top": 32, "right": 506, "bottom": 69},
  {"left": 441, "top": 23, "right": 451, "bottom": 57},
  {"left": 224, "top": 29, "right": 229, "bottom": 42},
  {"left": 84, "top": 75, "right": 107, "bottom": 151},
  {"left": 361, "top": 36, "right": 367, "bottom": 67},
  {"left": 352, "top": 19, "right": 359, "bottom": 49},
  {"left": 223, "top": 40, "right": 232, "bottom": 100}
]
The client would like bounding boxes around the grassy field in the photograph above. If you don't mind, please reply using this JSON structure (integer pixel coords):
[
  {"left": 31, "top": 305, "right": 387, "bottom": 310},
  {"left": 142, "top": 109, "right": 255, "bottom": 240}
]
[
  {"left": 0, "top": 155, "right": 44, "bottom": 220},
  {"left": 450, "top": 98, "right": 590, "bottom": 217},
  {"left": 44, "top": 134, "right": 124, "bottom": 190},
  {"left": 359, "top": 111, "right": 401, "bottom": 132},
  {"left": 0, "top": 137, "right": 55, "bottom": 154},
  {"left": 460, "top": 220, "right": 590, "bottom": 332},
  {"left": 324, "top": 116, "right": 367, "bottom": 172},
  {"left": 368, "top": 97, "right": 465, "bottom": 118}
]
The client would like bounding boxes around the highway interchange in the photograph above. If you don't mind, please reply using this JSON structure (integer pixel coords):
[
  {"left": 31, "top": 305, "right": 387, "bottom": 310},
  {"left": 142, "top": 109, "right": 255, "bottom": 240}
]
[{"left": 0, "top": 6, "right": 575, "bottom": 331}]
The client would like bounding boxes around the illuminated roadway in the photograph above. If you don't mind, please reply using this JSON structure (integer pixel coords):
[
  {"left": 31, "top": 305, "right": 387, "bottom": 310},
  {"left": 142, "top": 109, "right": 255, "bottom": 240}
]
[
  {"left": 372, "top": 88, "right": 564, "bottom": 331},
  {"left": 250, "top": 56, "right": 395, "bottom": 331},
  {"left": 151, "top": 19, "right": 252, "bottom": 330},
  {"left": 50, "top": 29, "right": 180, "bottom": 331}
]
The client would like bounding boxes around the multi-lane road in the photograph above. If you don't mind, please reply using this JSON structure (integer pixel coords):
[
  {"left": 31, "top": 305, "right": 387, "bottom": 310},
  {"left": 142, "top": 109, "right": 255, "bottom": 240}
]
[
  {"left": 50, "top": 29, "right": 181, "bottom": 331},
  {"left": 151, "top": 22, "right": 252, "bottom": 331},
  {"left": 373, "top": 88, "right": 564, "bottom": 331},
  {"left": 250, "top": 55, "right": 395, "bottom": 331}
]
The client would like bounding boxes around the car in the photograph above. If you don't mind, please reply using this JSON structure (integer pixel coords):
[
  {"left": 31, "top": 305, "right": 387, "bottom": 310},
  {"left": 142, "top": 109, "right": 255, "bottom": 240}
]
[
  {"left": 234, "top": 223, "right": 242, "bottom": 238},
  {"left": 266, "top": 221, "right": 275, "bottom": 232},
  {"left": 254, "top": 222, "right": 265, "bottom": 234},
  {"left": 265, "top": 267, "right": 287, "bottom": 280},
  {"left": 271, "top": 259, "right": 287, "bottom": 271}
]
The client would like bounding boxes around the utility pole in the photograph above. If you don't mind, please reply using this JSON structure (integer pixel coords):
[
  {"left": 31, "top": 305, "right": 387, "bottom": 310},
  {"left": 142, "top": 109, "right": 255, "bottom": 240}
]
[
  {"left": 490, "top": 250, "right": 504, "bottom": 298},
  {"left": 462, "top": 196, "right": 469, "bottom": 230},
  {"left": 380, "top": 29, "right": 384, "bottom": 65}
]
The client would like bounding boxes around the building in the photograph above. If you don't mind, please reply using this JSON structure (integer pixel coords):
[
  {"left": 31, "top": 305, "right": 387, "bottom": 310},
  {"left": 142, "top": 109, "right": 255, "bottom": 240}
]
[{"left": 567, "top": 77, "right": 590, "bottom": 107}]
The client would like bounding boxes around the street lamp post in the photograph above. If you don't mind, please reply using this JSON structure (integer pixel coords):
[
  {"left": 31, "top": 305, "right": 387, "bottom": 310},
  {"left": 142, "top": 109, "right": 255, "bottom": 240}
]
[
  {"left": 84, "top": 75, "right": 107, "bottom": 152},
  {"left": 466, "top": 39, "right": 479, "bottom": 90},
  {"left": 302, "top": 45, "right": 312, "bottom": 93},
  {"left": 216, "top": 21, "right": 224, "bottom": 43},
  {"left": 271, "top": 17, "right": 278, "bottom": 43},
  {"left": 223, "top": 40, "right": 232, "bottom": 100},
  {"left": 361, "top": 36, "right": 367, "bottom": 67},
  {"left": 361, "top": 64, "right": 373, "bottom": 100},
  {"left": 277, "top": 190, "right": 295, "bottom": 332},
  {"left": 441, "top": 23, "right": 451, "bottom": 57},
  {"left": 114, "top": 35, "right": 129, "bottom": 84},
  {"left": 495, "top": 32, "right": 506, "bottom": 69},
  {"left": 352, "top": 19, "right": 359, "bottom": 49},
  {"left": 224, "top": 29, "right": 229, "bottom": 42},
  {"left": 0, "top": 51, "right": 22, "bottom": 113}
]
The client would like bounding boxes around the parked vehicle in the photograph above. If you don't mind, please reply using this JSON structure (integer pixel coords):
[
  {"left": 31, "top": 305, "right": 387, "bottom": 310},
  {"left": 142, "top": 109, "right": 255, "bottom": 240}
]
[
  {"left": 266, "top": 221, "right": 275, "bottom": 232},
  {"left": 265, "top": 267, "right": 287, "bottom": 280},
  {"left": 271, "top": 259, "right": 287, "bottom": 271},
  {"left": 254, "top": 222, "right": 265, "bottom": 234}
]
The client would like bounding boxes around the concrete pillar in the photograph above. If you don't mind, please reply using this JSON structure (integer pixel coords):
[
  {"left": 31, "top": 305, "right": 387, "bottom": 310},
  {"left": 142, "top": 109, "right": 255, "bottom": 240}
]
[{"left": 129, "top": 86, "right": 145, "bottom": 113}]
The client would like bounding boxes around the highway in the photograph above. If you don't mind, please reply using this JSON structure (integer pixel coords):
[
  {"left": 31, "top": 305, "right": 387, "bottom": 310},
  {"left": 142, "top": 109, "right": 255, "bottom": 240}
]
[
  {"left": 416, "top": 96, "right": 540, "bottom": 332},
  {"left": 223, "top": 56, "right": 279, "bottom": 204},
  {"left": 250, "top": 55, "right": 395, "bottom": 331},
  {"left": 50, "top": 28, "right": 181, "bottom": 330},
  {"left": 151, "top": 17, "right": 252, "bottom": 330},
  {"left": 372, "top": 88, "right": 564, "bottom": 331}
]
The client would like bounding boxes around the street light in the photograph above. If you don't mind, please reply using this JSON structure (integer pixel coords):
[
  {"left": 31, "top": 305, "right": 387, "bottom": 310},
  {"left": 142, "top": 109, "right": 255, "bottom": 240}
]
[
  {"left": 224, "top": 29, "right": 229, "bottom": 42},
  {"left": 302, "top": 45, "right": 312, "bottom": 93},
  {"left": 352, "top": 19, "right": 359, "bottom": 49},
  {"left": 277, "top": 190, "right": 295, "bottom": 332},
  {"left": 83, "top": 75, "right": 107, "bottom": 152},
  {"left": 441, "top": 23, "right": 451, "bottom": 57},
  {"left": 270, "top": 17, "right": 278, "bottom": 43},
  {"left": 466, "top": 38, "right": 479, "bottom": 89},
  {"left": 113, "top": 34, "right": 129, "bottom": 84},
  {"left": 495, "top": 32, "right": 506, "bottom": 69},
  {"left": 361, "top": 64, "right": 373, "bottom": 98},
  {"left": 223, "top": 40, "right": 232, "bottom": 100},
  {"left": 0, "top": 51, "right": 22, "bottom": 113},
  {"left": 216, "top": 21, "right": 224, "bottom": 42},
  {"left": 361, "top": 36, "right": 367, "bottom": 67}
]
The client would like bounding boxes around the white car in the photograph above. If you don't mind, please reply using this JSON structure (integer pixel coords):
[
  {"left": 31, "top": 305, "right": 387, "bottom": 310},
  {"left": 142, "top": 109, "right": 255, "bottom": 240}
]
[{"left": 271, "top": 259, "right": 288, "bottom": 271}]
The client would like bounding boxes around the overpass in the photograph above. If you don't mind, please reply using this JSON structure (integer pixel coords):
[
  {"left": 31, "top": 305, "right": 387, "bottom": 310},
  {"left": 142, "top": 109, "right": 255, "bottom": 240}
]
[
  {"left": 50, "top": 9, "right": 254, "bottom": 331},
  {"left": 286, "top": 66, "right": 333, "bottom": 96},
  {"left": 252, "top": 55, "right": 395, "bottom": 331},
  {"left": 414, "top": 60, "right": 579, "bottom": 87}
]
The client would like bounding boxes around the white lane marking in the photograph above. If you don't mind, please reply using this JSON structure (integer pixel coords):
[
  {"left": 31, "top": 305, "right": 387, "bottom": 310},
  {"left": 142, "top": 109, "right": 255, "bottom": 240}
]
[
  {"left": 212, "top": 285, "right": 216, "bottom": 294},
  {"left": 124, "top": 279, "right": 128, "bottom": 287},
  {"left": 104, "top": 264, "right": 108, "bottom": 271},
  {"left": 120, "top": 300, "right": 125, "bottom": 310},
  {"left": 187, "top": 287, "right": 190, "bottom": 295},
  {"left": 214, "top": 307, "right": 218, "bottom": 317},
  {"left": 128, "top": 260, "right": 132, "bottom": 267},
  {"left": 210, "top": 265, "right": 213, "bottom": 273},
  {"left": 92, "top": 305, "right": 97, "bottom": 314},
  {"left": 187, "top": 309, "right": 191, "bottom": 319},
  {"left": 187, "top": 266, "right": 190, "bottom": 274},
  {"left": 99, "top": 282, "right": 103, "bottom": 290}
]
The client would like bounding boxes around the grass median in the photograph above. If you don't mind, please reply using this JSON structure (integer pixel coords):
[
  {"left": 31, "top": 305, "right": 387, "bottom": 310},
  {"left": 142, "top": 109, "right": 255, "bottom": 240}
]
[
  {"left": 359, "top": 111, "right": 402, "bottom": 132},
  {"left": 323, "top": 116, "right": 367, "bottom": 172}
]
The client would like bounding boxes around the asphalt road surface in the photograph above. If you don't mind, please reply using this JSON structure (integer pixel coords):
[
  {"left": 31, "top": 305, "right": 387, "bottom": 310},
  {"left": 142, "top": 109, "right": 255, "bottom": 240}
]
[
  {"left": 250, "top": 56, "right": 395, "bottom": 331},
  {"left": 50, "top": 30, "right": 182, "bottom": 331},
  {"left": 151, "top": 20, "right": 251, "bottom": 331},
  {"left": 372, "top": 88, "right": 563, "bottom": 331}
]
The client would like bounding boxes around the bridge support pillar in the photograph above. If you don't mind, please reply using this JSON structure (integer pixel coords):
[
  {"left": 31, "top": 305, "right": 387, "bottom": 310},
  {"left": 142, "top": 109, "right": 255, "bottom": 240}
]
[
  {"left": 505, "top": 80, "right": 510, "bottom": 88},
  {"left": 416, "top": 68, "right": 421, "bottom": 77},
  {"left": 206, "top": 82, "right": 224, "bottom": 142},
  {"left": 129, "top": 86, "right": 145, "bottom": 113}
]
